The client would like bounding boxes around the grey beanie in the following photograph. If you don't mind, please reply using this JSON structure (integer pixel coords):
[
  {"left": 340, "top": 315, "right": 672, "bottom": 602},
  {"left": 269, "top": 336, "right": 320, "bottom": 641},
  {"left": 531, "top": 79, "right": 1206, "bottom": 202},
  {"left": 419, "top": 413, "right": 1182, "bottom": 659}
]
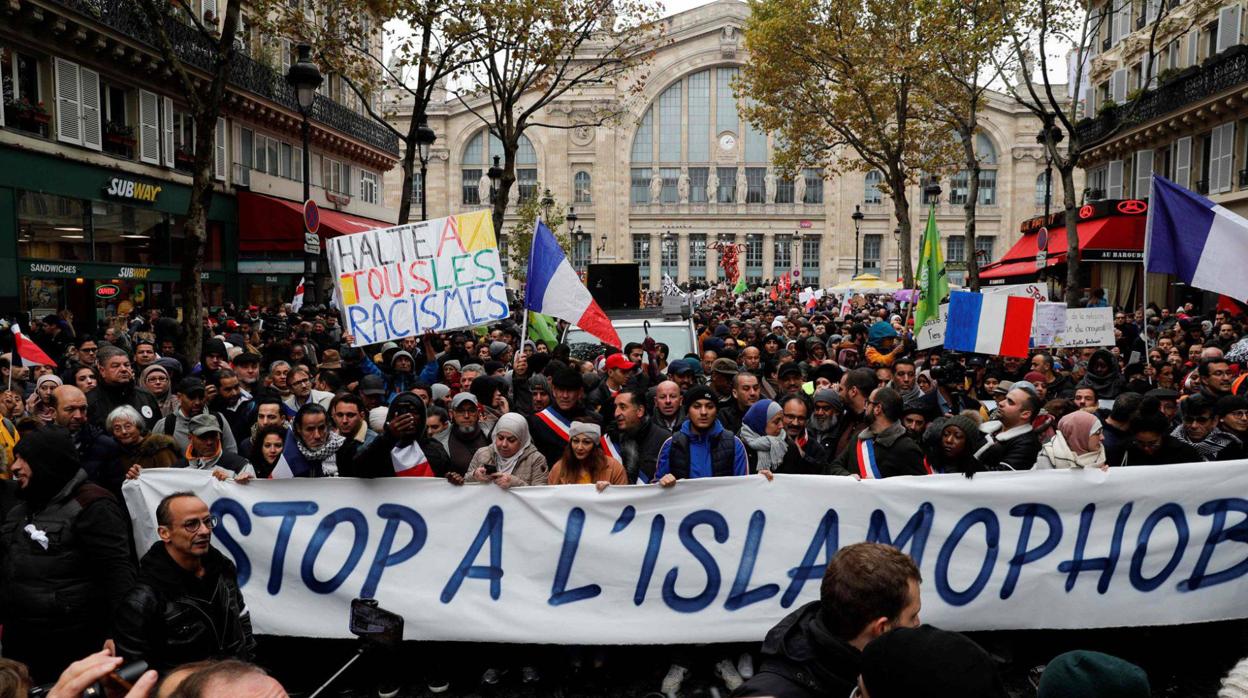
[
  {"left": 568, "top": 421, "right": 601, "bottom": 441},
  {"left": 489, "top": 340, "right": 510, "bottom": 358},
  {"left": 529, "top": 373, "right": 552, "bottom": 393},
  {"left": 812, "top": 388, "right": 842, "bottom": 410},
  {"left": 431, "top": 383, "right": 451, "bottom": 402}
]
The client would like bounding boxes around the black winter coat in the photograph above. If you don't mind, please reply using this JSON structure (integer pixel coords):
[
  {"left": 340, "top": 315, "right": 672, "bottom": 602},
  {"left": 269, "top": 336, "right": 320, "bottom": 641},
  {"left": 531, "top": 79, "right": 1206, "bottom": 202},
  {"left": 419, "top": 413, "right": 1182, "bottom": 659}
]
[
  {"left": 87, "top": 382, "right": 163, "bottom": 430},
  {"left": 732, "top": 601, "right": 861, "bottom": 698},
  {"left": 828, "top": 423, "right": 927, "bottom": 478},
  {"left": 973, "top": 424, "right": 1042, "bottom": 471},
  {"left": 348, "top": 432, "right": 453, "bottom": 478},
  {"left": 114, "top": 542, "right": 255, "bottom": 672},
  {"left": 609, "top": 417, "right": 671, "bottom": 483}
]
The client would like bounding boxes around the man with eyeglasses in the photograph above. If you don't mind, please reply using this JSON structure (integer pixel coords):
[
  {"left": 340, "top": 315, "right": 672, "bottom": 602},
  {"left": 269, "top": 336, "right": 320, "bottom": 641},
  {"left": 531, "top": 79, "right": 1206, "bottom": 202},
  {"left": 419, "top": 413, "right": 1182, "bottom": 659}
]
[
  {"left": 1197, "top": 357, "right": 1235, "bottom": 400},
  {"left": 1217, "top": 394, "right": 1248, "bottom": 445},
  {"left": 1172, "top": 393, "right": 1244, "bottom": 461},
  {"left": 1, "top": 427, "right": 135, "bottom": 682},
  {"left": 72, "top": 336, "right": 99, "bottom": 370},
  {"left": 114, "top": 492, "right": 255, "bottom": 672},
  {"left": 282, "top": 366, "right": 333, "bottom": 412}
]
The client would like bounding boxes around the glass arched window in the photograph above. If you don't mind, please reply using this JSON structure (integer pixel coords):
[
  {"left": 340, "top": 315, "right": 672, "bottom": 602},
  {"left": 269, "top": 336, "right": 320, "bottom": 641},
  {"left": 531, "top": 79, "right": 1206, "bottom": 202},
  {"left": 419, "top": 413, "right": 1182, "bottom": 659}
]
[
  {"left": 574, "top": 171, "right": 592, "bottom": 204},
  {"left": 629, "top": 66, "right": 777, "bottom": 206},
  {"left": 864, "top": 170, "right": 883, "bottom": 204},
  {"left": 460, "top": 130, "right": 539, "bottom": 205}
]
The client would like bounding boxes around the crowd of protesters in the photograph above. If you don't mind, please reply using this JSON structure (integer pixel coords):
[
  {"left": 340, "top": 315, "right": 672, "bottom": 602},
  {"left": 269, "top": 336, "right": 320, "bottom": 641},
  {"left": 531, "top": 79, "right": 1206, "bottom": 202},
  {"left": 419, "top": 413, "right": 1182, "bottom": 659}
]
[{"left": 0, "top": 288, "right": 1246, "bottom": 697}]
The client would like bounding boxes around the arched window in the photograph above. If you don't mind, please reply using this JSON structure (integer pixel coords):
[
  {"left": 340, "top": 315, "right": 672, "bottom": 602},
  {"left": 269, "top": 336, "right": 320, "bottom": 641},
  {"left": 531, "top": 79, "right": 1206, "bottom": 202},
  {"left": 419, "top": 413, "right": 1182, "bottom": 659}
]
[
  {"left": 976, "top": 133, "right": 998, "bottom": 205},
  {"left": 1035, "top": 171, "right": 1051, "bottom": 207},
  {"left": 864, "top": 170, "right": 883, "bottom": 204},
  {"left": 628, "top": 66, "right": 778, "bottom": 206},
  {"left": 574, "top": 171, "right": 592, "bottom": 204},
  {"left": 460, "top": 130, "right": 539, "bottom": 205},
  {"left": 975, "top": 133, "right": 998, "bottom": 165}
]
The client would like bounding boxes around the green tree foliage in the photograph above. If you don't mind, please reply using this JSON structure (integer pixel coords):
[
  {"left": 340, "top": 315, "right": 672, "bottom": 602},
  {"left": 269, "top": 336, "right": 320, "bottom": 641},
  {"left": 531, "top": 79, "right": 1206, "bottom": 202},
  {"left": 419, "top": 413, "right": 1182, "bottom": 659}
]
[{"left": 504, "top": 187, "right": 570, "bottom": 284}]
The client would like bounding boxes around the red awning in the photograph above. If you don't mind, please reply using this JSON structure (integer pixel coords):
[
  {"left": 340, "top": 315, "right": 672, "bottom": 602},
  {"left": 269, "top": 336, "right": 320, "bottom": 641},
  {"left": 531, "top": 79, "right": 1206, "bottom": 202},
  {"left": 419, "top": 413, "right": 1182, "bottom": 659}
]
[
  {"left": 979, "top": 216, "right": 1144, "bottom": 280},
  {"left": 237, "top": 192, "right": 393, "bottom": 253}
]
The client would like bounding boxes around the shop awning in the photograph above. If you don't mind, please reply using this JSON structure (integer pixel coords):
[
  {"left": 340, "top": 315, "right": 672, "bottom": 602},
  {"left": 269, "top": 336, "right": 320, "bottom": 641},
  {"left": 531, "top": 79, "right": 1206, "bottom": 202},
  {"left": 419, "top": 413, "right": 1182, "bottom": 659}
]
[
  {"left": 979, "top": 215, "right": 1145, "bottom": 281},
  {"left": 237, "top": 192, "right": 393, "bottom": 253}
]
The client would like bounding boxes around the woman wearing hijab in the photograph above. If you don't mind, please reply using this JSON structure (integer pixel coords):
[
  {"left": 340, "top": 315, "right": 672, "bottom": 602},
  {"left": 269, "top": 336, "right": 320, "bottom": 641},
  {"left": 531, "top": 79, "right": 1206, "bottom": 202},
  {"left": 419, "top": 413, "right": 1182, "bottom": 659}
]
[
  {"left": 1034, "top": 411, "right": 1108, "bottom": 470},
  {"left": 349, "top": 393, "right": 452, "bottom": 479},
  {"left": 548, "top": 421, "right": 627, "bottom": 488},
  {"left": 738, "top": 399, "right": 787, "bottom": 473},
  {"left": 458, "top": 412, "right": 547, "bottom": 488},
  {"left": 1077, "top": 349, "right": 1126, "bottom": 400},
  {"left": 26, "top": 374, "right": 61, "bottom": 425}
]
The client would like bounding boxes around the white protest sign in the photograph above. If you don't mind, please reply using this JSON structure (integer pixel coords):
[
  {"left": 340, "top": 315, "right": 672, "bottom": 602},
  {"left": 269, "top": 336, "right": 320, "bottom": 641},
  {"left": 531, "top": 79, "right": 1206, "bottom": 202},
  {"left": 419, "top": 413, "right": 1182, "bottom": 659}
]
[
  {"left": 982, "top": 283, "right": 1049, "bottom": 302},
  {"left": 326, "top": 210, "right": 508, "bottom": 345},
  {"left": 1052, "top": 307, "right": 1116, "bottom": 347},
  {"left": 1033, "top": 302, "right": 1068, "bottom": 346},
  {"left": 916, "top": 303, "right": 949, "bottom": 350},
  {"left": 125, "top": 466, "right": 1248, "bottom": 642}
]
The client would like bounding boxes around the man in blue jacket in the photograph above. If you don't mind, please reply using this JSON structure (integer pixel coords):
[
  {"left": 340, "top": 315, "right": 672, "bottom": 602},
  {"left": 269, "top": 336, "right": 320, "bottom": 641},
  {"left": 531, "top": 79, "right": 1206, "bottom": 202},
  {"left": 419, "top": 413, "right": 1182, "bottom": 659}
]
[{"left": 654, "top": 385, "right": 748, "bottom": 485}]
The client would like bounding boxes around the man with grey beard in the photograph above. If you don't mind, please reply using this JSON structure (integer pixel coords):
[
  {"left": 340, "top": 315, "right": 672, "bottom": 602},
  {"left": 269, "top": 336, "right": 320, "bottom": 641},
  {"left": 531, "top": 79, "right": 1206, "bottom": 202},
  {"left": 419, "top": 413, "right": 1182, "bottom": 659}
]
[{"left": 810, "top": 388, "right": 841, "bottom": 452}]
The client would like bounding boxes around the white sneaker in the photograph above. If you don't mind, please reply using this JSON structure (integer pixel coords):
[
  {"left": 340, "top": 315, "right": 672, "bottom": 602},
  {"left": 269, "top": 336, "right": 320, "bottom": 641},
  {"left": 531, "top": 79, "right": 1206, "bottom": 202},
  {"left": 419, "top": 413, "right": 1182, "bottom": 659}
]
[
  {"left": 714, "top": 658, "right": 745, "bottom": 691},
  {"left": 521, "top": 665, "right": 540, "bottom": 684},
  {"left": 481, "top": 667, "right": 501, "bottom": 686},
  {"left": 661, "top": 663, "right": 689, "bottom": 695},
  {"left": 736, "top": 651, "right": 755, "bottom": 680}
]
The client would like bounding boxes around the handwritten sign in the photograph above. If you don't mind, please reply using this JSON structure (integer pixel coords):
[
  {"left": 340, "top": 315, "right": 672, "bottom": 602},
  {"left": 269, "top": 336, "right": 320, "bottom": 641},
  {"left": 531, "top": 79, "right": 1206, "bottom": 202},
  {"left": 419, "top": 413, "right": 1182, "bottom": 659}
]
[
  {"left": 1052, "top": 307, "right": 1115, "bottom": 347},
  {"left": 916, "top": 302, "right": 949, "bottom": 350},
  {"left": 327, "top": 210, "right": 508, "bottom": 345},
  {"left": 1033, "top": 302, "right": 1068, "bottom": 346}
]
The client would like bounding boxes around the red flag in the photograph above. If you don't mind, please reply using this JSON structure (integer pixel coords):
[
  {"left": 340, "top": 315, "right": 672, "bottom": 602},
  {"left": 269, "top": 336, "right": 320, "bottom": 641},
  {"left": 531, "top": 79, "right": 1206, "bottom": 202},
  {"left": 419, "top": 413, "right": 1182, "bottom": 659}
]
[
  {"left": 12, "top": 325, "right": 55, "bottom": 368},
  {"left": 1217, "top": 295, "right": 1245, "bottom": 317},
  {"left": 770, "top": 287, "right": 779, "bottom": 301}
]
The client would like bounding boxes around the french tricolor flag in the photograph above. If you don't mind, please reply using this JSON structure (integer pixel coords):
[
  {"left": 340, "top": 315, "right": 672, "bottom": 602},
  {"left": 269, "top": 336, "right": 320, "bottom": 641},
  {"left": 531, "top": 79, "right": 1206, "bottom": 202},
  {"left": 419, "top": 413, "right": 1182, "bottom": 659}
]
[
  {"left": 945, "top": 291, "right": 1035, "bottom": 358},
  {"left": 12, "top": 325, "right": 56, "bottom": 368},
  {"left": 1146, "top": 174, "right": 1248, "bottom": 301},
  {"left": 526, "top": 220, "right": 621, "bottom": 348}
]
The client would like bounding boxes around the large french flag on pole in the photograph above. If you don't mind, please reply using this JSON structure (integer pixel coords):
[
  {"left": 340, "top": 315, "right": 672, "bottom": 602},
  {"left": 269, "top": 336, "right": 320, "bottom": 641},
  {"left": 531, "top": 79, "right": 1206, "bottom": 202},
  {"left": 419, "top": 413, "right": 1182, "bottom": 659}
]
[
  {"left": 944, "top": 291, "right": 1035, "bottom": 358},
  {"left": 526, "top": 219, "right": 621, "bottom": 347},
  {"left": 1146, "top": 174, "right": 1248, "bottom": 301}
]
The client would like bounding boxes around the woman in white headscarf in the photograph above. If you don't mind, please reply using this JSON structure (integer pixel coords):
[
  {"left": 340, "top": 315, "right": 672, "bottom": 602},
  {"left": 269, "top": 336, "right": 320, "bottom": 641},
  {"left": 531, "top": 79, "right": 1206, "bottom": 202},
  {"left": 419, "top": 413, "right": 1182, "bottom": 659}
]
[
  {"left": 466, "top": 412, "right": 548, "bottom": 488},
  {"left": 26, "top": 374, "right": 61, "bottom": 425}
]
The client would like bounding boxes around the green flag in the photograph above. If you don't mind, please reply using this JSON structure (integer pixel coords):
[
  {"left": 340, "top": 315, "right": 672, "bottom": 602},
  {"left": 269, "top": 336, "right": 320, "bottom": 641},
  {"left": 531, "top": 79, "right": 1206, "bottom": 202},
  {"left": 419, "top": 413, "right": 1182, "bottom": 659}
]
[
  {"left": 914, "top": 207, "right": 949, "bottom": 332},
  {"left": 733, "top": 277, "right": 748, "bottom": 295},
  {"left": 527, "top": 310, "right": 558, "bottom": 348}
]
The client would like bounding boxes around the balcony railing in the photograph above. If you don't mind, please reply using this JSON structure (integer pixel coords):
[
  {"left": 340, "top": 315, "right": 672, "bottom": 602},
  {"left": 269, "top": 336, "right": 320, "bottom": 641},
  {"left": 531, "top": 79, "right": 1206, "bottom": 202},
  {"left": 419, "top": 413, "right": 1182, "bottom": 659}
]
[
  {"left": 1076, "top": 44, "right": 1248, "bottom": 146},
  {"left": 44, "top": 0, "right": 399, "bottom": 157}
]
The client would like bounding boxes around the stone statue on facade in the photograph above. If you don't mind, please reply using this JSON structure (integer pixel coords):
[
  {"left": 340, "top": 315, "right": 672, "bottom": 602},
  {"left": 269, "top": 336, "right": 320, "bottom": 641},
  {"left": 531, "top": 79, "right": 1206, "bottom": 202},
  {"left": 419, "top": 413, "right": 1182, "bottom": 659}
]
[
  {"left": 477, "top": 172, "right": 492, "bottom": 205},
  {"left": 794, "top": 173, "right": 807, "bottom": 204},
  {"left": 735, "top": 169, "right": 748, "bottom": 203},
  {"left": 677, "top": 171, "right": 691, "bottom": 203},
  {"left": 706, "top": 170, "right": 719, "bottom": 203},
  {"left": 765, "top": 170, "right": 777, "bottom": 203},
  {"left": 649, "top": 171, "right": 662, "bottom": 204}
]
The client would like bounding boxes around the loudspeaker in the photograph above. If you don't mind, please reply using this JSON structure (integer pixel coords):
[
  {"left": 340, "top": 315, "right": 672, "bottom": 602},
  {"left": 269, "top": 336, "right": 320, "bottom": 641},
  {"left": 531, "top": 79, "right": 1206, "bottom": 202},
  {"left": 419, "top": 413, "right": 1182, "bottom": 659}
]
[{"left": 587, "top": 263, "right": 640, "bottom": 310}]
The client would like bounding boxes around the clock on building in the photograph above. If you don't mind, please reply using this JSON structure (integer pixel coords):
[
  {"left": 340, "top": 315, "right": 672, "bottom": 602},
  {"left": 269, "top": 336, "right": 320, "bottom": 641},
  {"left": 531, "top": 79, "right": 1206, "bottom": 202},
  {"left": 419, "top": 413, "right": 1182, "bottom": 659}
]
[{"left": 718, "top": 133, "right": 737, "bottom": 151}]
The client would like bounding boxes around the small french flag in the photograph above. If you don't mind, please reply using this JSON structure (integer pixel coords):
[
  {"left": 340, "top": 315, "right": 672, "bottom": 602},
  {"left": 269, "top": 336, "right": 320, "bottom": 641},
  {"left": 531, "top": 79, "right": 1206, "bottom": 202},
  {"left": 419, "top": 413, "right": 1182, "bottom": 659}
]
[{"left": 944, "top": 291, "right": 1034, "bottom": 358}]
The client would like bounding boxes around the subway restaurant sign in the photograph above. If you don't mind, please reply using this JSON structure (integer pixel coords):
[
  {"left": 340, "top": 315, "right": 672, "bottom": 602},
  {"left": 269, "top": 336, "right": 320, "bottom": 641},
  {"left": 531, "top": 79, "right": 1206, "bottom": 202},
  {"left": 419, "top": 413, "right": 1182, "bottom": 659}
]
[
  {"left": 104, "top": 177, "right": 162, "bottom": 203},
  {"left": 23, "top": 261, "right": 225, "bottom": 283}
]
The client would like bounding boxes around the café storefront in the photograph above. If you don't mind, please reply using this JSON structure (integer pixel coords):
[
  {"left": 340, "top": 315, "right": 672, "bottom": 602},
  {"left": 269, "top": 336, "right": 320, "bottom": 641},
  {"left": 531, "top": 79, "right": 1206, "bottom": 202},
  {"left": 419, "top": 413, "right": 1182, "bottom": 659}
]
[{"left": 0, "top": 149, "right": 235, "bottom": 332}]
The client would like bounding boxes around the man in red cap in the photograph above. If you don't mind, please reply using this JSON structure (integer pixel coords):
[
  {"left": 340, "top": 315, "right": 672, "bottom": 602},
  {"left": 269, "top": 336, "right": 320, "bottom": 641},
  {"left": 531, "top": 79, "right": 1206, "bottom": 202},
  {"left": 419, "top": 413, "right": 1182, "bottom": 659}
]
[{"left": 588, "top": 352, "right": 639, "bottom": 417}]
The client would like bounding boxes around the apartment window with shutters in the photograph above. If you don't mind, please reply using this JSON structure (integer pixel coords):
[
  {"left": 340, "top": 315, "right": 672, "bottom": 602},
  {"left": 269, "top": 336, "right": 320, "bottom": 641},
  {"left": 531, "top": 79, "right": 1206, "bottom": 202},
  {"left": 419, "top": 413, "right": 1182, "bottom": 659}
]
[
  {"left": 1217, "top": 5, "right": 1241, "bottom": 54},
  {"left": 2, "top": 48, "right": 43, "bottom": 135},
  {"left": 1199, "top": 131, "right": 1212, "bottom": 194},
  {"left": 1210, "top": 122, "right": 1236, "bottom": 194},
  {"left": 52, "top": 58, "right": 102, "bottom": 151},
  {"left": 173, "top": 110, "right": 195, "bottom": 172},
  {"left": 360, "top": 171, "right": 379, "bottom": 205},
  {"left": 100, "top": 83, "right": 131, "bottom": 157},
  {"left": 323, "top": 157, "right": 346, "bottom": 194}
]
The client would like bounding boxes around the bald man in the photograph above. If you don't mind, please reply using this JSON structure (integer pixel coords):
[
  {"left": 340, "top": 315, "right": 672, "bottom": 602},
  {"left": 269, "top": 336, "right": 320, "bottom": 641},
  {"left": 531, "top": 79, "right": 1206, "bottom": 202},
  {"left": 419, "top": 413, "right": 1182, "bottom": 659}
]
[
  {"left": 652, "top": 380, "right": 684, "bottom": 432},
  {"left": 50, "top": 384, "right": 122, "bottom": 491}
]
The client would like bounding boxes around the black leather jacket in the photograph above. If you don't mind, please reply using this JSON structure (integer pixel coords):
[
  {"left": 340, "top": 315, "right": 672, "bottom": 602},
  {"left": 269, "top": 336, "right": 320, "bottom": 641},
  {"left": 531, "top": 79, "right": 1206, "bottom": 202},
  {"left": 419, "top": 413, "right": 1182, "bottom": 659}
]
[{"left": 114, "top": 542, "right": 255, "bottom": 672}]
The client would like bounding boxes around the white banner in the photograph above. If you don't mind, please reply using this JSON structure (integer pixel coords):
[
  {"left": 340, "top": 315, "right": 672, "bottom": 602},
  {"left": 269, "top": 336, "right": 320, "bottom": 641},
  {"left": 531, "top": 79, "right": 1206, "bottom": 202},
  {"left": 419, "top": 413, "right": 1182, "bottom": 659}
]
[
  {"left": 982, "top": 282, "right": 1049, "bottom": 302},
  {"left": 124, "top": 466, "right": 1248, "bottom": 643},
  {"left": 916, "top": 303, "right": 949, "bottom": 350},
  {"left": 326, "top": 210, "right": 508, "bottom": 345},
  {"left": 1033, "top": 302, "right": 1068, "bottom": 347}
]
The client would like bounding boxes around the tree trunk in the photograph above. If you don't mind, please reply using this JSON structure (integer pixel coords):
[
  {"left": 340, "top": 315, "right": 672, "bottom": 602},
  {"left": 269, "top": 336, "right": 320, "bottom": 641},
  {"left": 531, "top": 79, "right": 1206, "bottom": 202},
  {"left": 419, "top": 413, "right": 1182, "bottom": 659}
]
[
  {"left": 1060, "top": 162, "right": 1082, "bottom": 307},
  {"left": 891, "top": 182, "right": 915, "bottom": 288},
  {"left": 961, "top": 130, "right": 981, "bottom": 291},
  {"left": 182, "top": 114, "right": 219, "bottom": 365},
  {"left": 397, "top": 125, "right": 418, "bottom": 223}
]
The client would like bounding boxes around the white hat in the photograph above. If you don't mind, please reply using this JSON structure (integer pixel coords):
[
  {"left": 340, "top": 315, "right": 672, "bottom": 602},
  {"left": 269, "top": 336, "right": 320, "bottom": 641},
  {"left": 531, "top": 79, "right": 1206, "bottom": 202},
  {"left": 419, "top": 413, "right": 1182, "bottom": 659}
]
[
  {"left": 1220, "top": 657, "right": 1248, "bottom": 698},
  {"left": 368, "top": 406, "right": 388, "bottom": 434}
]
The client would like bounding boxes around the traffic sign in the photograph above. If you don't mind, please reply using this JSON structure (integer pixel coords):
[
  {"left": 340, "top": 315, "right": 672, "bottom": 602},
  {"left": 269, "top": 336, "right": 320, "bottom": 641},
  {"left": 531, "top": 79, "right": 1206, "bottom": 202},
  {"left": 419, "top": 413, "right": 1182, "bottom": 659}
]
[
  {"left": 304, "top": 199, "right": 320, "bottom": 235},
  {"left": 1035, "top": 227, "right": 1049, "bottom": 270},
  {"left": 303, "top": 199, "right": 321, "bottom": 255}
]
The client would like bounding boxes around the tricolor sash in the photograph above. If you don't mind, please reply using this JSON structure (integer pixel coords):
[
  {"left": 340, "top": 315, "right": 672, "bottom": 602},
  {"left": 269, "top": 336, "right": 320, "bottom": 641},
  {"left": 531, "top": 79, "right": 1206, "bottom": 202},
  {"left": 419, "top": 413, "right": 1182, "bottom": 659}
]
[
  {"left": 391, "top": 441, "right": 433, "bottom": 477},
  {"left": 536, "top": 407, "right": 622, "bottom": 461},
  {"left": 856, "top": 438, "right": 882, "bottom": 480}
]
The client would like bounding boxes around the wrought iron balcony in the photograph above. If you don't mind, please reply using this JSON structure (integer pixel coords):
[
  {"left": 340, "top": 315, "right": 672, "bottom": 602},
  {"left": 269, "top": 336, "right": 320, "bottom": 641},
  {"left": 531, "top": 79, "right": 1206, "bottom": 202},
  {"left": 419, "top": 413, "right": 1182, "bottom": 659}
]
[
  {"left": 43, "top": 0, "right": 399, "bottom": 157},
  {"left": 1076, "top": 45, "right": 1248, "bottom": 147}
]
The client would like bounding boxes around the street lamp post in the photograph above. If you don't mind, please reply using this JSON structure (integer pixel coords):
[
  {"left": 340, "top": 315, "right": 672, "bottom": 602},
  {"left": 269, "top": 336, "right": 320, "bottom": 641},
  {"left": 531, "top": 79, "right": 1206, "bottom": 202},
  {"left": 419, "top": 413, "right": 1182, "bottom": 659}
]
[
  {"left": 1036, "top": 123, "right": 1064, "bottom": 220},
  {"left": 851, "top": 205, "right": 864, "bottom": 277},
  {"left": 415, "top": 115, "right": 436, "bottom": 222},
  {"left": 662, "top": 230, "right": 673, "bottom": 280},
  {"left": 792, "top": 229, "right": 803, "bottom": 284},
  {"left": 286, "top": 44, "right": 322, "bottom": 307},
  {"left": 487, "top": 155, "right": 503, "bottom": 205},
  {"left": 596, "top": 232, "right": 607, "bottom": 263},
  {"left": 893, "top": 226, "right": 901, "bottom": 281}
]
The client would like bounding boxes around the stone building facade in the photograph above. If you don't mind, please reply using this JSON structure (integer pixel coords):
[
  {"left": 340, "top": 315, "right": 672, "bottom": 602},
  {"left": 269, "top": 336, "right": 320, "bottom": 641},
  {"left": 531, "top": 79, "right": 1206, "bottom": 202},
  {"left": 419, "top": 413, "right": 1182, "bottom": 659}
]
[{"left": 385, "top": 0, "right": 1065, "bottom": 289}]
